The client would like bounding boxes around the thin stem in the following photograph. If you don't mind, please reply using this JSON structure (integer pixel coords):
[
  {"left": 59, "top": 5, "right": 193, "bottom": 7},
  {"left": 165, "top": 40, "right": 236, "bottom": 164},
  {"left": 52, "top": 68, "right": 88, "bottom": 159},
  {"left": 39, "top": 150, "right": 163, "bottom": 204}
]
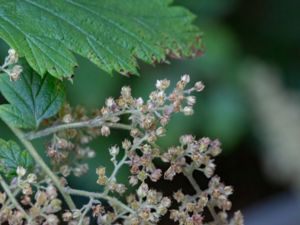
[
  {"left": 106, "top": 154, "right": 127, "bottom": 186},
  {"left": 103, "top": 153, "right": 127, "bottom": 195},
  {"left": 104, "top": 134, "right": 148, "bottom": 195},
  {"left": 24, "top": 119, "right": 131, "bottom": 140},
  {"left": 183, "top": 169, "right": 222, "bottom": 225},
  {"left": 0, "top": 174, "right": 31, "bottom": 221},
  {"left": 7, "top": 124, "right": 76, "bottom": 210},
  {"left": 24, "top": 106, "right": 169, "bottom": 141},
  {"left": 78, "top": 198, "right": 94, "bottom": 225},
  {"left": 2, "top": 187, "right": 21, "bottom": 209},
  {"left": 66, "top": 188, "right": 135, "bottom": 215}
]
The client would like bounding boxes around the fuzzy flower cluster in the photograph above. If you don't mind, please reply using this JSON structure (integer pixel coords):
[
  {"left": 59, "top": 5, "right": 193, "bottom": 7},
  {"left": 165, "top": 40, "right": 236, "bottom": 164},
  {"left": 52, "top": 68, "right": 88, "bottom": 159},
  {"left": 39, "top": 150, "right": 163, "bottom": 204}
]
[
  {"left": 1, "top": 75, "right": 243, "bottom": 225},
  {"left": 90, "top": 76, "right": 242, "bottom": 224},
  {"left": 0, "top": 167, "right": 64, "bottom": 225},
  {"left": 0, "top": 48, "right": 22, "bottom": 81},
  {"left": 36, "top": 74, "right": 204, "bottom": 179}
]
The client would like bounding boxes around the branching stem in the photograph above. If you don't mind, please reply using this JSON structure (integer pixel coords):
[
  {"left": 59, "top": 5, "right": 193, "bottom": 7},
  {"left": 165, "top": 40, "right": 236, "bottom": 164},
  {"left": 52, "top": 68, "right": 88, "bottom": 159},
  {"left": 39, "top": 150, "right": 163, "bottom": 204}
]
[
  {"left": 7, "top": 124, "right": 76, "bottom": 210},
  {"left": 78, "top": 198, "right": 94, "bottom": 225},
  {"left": 25, "top": 120, "right": 131, "bottom": 140},
  {"left": 104, "top": 153, "right": 128, "bottom": 195},
  {"left": 66, "top": 188, "right": 135, "bottom": 215},
  {"left": 104, "top": 134, "right": 148, "bottom": 195},
  {"left": 24, "top": 106, "right": 169, "bottom": 140},
  {"left": 0, "top": 174, "right": 31, "bottom": 222},
  {"left": 183, "top": 169, "right": 222, "bottom": 225}
]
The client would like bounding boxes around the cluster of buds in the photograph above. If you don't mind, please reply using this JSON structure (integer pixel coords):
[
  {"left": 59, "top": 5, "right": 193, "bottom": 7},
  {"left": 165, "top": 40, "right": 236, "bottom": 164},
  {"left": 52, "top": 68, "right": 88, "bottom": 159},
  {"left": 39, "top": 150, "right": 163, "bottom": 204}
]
[
  {"left": 91, "top": 133, "right": 242, "bottom": 224},
  {"left": 43, "top": 105, "right": 97, "bottom": 177},
  {"left": 127, "top": 142, "right": 161, "bottom": 185},
  {"left": 62, "top": 208, "right": 92, "bottom": 225},
  {"left": 207, "top": 176, "right": 234, "bottom": 222},
  {"left": 96, "top": 167, "right": 107, "bottom": 186},
  {"left": 0, "top": 48, "right": 22, "bottom": 81},
  {"left": 170, "top": 189, "right": 207, "bottom": 225},
  {"left": 162, "top": 135, "right": 221, "bottom": 181},
  {"left": 0, "top": 167, "right": 64, "bottom": 225},
  {"left": 42, "top": 75, "right": 204, "bottom": 178},
  {"left": 3, "top": 76, "right": 243, "bottom": 225},
  {"left": 126, "top": 183, "right": 171, "bottom": 224},
  {"left": 159, "top": 135, "right": 243, "bottom": 225},
  {"left": 85, "top": 77, "right": 242, "bottom": 224}
]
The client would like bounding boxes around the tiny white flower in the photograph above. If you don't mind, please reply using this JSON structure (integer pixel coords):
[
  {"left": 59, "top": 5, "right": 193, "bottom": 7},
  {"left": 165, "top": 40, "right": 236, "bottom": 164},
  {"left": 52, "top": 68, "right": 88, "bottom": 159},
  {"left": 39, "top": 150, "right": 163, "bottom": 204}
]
[
  {"left": 109, "top": 145, "right": 119, "bottom": 157},
  {"left": 181, "top": 74, "right": 190, "bottom": 83},
  {"left": 182, "top": 106, "right": 194, "bottom": 116},
  {"left": 16, "top": 166, "right": 26, "bottom": 177}
]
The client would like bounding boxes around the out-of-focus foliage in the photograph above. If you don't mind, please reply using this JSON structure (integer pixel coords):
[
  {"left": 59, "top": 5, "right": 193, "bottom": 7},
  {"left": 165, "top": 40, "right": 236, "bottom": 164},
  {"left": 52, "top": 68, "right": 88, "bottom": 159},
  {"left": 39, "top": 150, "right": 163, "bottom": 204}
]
[
  {"left": 243, "top": 62, "right": 300, "bottom": 190},
  {"left": 176, "top": 0, "right": 237, "bottom": 21}
]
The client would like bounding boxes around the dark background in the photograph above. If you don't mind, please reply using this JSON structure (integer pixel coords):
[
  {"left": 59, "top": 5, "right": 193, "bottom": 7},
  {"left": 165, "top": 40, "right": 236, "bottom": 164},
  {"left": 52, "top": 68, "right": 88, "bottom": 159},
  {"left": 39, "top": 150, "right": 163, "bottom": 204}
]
[{"left": 1, "top": 0, "right": 300, "bottom": 224}]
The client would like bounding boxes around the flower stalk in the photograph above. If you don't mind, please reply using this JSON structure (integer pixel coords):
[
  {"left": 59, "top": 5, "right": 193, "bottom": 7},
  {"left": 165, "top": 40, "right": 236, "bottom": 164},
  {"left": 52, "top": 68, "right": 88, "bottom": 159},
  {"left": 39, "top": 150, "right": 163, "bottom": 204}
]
[
  {"left": 0, "top": 174, "right": 31, "bottom": 222},
  {"left": 6, "top": 123, "right": 76, "bottom": 210}
]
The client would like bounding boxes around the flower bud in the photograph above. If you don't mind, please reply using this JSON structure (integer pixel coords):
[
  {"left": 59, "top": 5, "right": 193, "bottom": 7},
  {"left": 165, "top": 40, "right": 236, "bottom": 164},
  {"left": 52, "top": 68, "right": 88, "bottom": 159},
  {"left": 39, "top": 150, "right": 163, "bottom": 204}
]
[
  {"left": 194, "top": 81, "right": 205, "bottom": 92},
  {"left": 156, "top": 79, "right": 170, "bottom": 90},
  {"left": 16, "top": 166, "right": 26, "bottom": 177},
  {"left": 35, "top": 191, "right": 47, "bottom": 206},
  {"left": 186, "top": 96, "right": 196, "bottom": 106},
  {"left": 27, "top": 173, "right": 37, "bottom": 183},
  {"left": 62, "top": 114, "right": 73, "bottom": 123},
  {"left": 150, "top": 169, "right": 162, "bottom": 182},
  {"left": 182, "top": 106, "right": 194, "bottom": 116},
  {"left": 121, "top": 86, "right": 131, "bottom": 98},
  {"left": 62, "top": 211, "right": 73, "bottom": 222},
  {"left": 46, "top": 185, "right": 58, "bottom": 199},
  {"left": 156, "top": 127, "right": 165, "bottom": 137},
  {"left": 101, "top": 125, "right": 110, "bottom": 137},
  {"left": 181, "top": 74, "right": 190, "bottom": 83},
  {"left": 109, "top": 145, "right": 119, "bottom": 157},
  {"left": 9, "top": 65, "right": 22, "bottom": 81},
  {"left": 7, "top": 49, "right": 19, "bottom": 64},
  {"left": 46, "top": 214, "right": 59, "bottom": 225},
  {"left": 0, "top": 192, "right": 6, "bottom": 204},
  {"left": 137, "top": 183, "right": 148, "bottom": 198}
]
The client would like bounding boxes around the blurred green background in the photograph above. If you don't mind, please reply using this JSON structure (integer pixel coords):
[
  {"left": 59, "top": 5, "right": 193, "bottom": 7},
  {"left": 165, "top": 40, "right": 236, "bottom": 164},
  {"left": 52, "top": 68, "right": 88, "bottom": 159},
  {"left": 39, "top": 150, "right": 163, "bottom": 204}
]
[{"left": 1, "top": 0, "right": 300, "bottom": 223}]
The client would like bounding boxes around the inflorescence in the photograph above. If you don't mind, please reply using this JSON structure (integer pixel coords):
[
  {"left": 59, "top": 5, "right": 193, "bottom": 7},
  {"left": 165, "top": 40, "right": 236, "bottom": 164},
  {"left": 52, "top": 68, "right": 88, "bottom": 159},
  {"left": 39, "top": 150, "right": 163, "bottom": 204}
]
[{"left": 0, "top": 65, "right": 243, "bottom": 225}]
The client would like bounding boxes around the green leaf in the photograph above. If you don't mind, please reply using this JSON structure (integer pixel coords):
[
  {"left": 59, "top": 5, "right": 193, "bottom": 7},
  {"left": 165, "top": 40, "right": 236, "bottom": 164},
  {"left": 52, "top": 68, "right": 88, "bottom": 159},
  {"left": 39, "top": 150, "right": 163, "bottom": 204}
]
[
  {"left": 0, "top": 0, "right": 202, "bottom": 78},
  {"left": 0, "top": 139, "right": 33, "bottom": 179},
  {"left": 0, "top": 60, "right": 65, "bottom": 129}
]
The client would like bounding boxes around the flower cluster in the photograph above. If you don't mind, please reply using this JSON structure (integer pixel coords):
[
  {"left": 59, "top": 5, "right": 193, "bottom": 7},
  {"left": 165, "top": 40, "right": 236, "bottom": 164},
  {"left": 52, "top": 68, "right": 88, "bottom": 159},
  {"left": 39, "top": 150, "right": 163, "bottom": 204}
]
[
  {"left": 0, "top": 48, "right": 22, "bottom": 81},
  {"left": 0, "top": 167, "right": 64, "bottom": 225},
  {"left": 89, "top": 76, "right": 242, "bottom": 224},
  {"left": 162, "top": 136, "right": 222, "bottom": 180},
  {"left": 0, "top": 75, "right": 243, "bottom": 225},
  {"left": 36, "top": 74, "right": 204, "bottom": 179}
]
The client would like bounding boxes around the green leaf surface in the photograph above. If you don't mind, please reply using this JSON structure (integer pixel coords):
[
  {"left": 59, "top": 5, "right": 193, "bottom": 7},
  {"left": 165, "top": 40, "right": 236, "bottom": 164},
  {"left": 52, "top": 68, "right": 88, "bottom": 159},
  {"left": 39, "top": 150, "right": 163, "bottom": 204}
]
[
  {"left": 0, "top": 61, "right": 65, "bottom": 129},
  {"left": 0, "top": 139, "right": 33, "bottom": 179},
  {"left": 0, "top": 0, "right": 202, "bottom": 79}
]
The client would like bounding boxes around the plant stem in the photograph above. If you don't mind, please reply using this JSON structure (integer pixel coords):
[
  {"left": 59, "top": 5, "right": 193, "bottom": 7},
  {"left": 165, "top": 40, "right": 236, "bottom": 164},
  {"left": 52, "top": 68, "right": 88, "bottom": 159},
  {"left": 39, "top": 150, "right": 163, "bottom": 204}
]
[
  {"left": 2, "top": 186, "right": 20, "bottom": 208},
  {"left": 104, "top": 153, "right": 128, "bottom": 194},
  {"left": 24, "top": 120, "right": 131, "bottom": 140},
  {"left": 7, "top": 124, "right": 76, "bottom": 210},
  {"left": 78, "top": 198, "right": 94, "bottom": 225},
  {"left": 104, "top": 134, "right": 148, "bottom": 195},
  {"left": 66, "top": 188, "right": 135, "bottom": 214},
  {"left": 183, "top": 170, "right": 222, "bottom": 225},
  {"left": 0, "top": 174, "right": 31, "bottom": 221},
  {"left": 24, "top": 106, "right": 170, "bottom": 141}
]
